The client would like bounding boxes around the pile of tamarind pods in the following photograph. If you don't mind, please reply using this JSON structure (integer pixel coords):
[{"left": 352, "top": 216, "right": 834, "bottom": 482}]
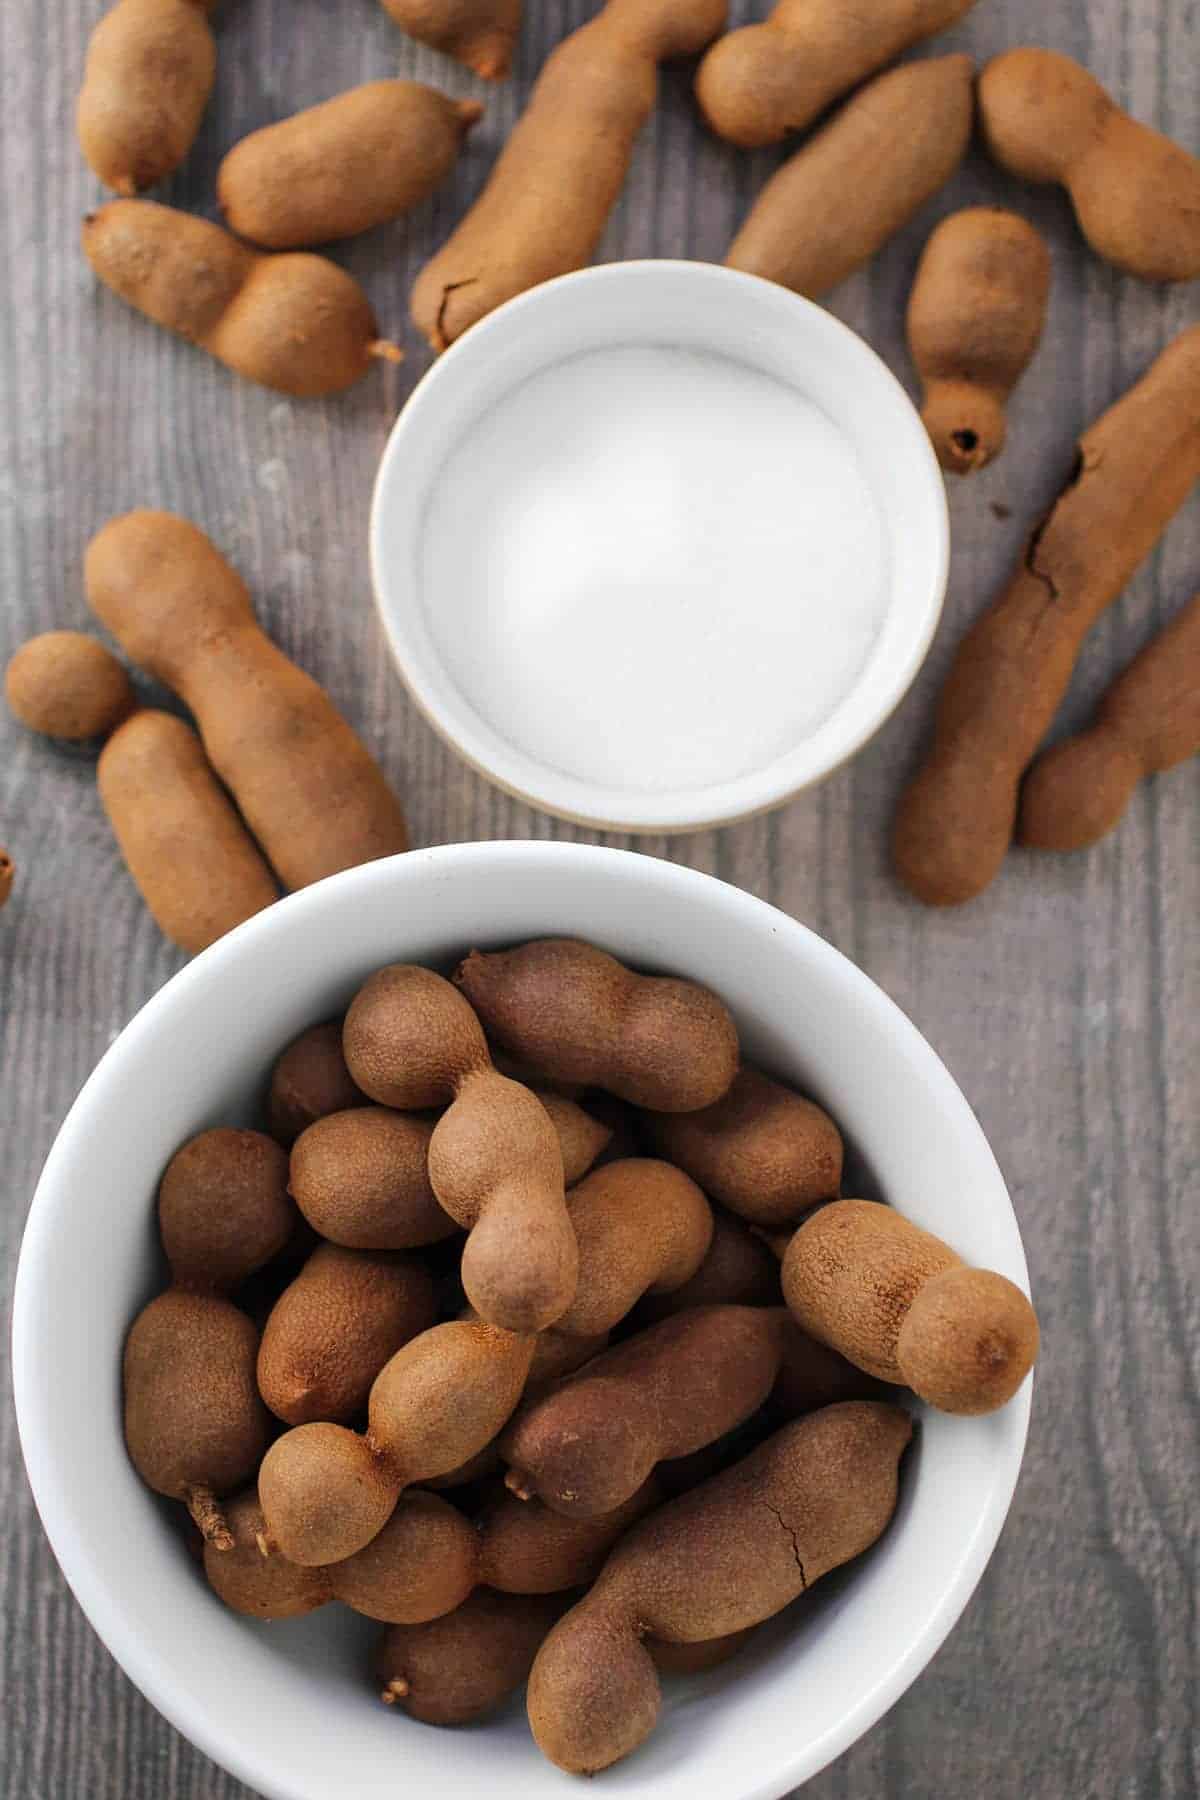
[
  {"left": 123, "top": 938, "right": 1039, "bottom": 1773},
  {"left": 5, "top": 511, "right": 411, "bottom": 951},
  {"left": 71, "top": 0, "right": 1200, "bottom": 379}
]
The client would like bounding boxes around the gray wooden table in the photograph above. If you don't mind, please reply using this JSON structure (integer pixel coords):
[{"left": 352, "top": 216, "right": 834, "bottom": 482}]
[{"left": 2, "top": 0, "right": 1197, "bottom": 1794}]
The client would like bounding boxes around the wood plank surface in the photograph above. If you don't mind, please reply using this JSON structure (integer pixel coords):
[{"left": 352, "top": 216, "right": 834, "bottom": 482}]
[{"left": 1, "top": 0, "right": 1197, "bottom": 1794}]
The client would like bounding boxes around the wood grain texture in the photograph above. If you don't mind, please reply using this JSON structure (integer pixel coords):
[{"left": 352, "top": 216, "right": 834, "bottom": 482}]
[{"left": 1, "top": 0, "right": 1197, "bottom": 1794}]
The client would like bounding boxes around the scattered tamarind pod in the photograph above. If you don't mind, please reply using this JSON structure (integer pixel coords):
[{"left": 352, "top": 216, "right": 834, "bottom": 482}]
[
  {"left": 907, "top": 207, "right": 1051, "bottom": 476},
  {"left": 425, "top": 1319, "right": 610, "bottom": 1489},
  {"left": 86, "top": 512, "right": 409, "bottom": 887},
  {"left": 0, "top": 849, "right": 13, "bottom": 911},
  {"left": 77, "top": 0, "right": 218, "bottom": 195},
  {"left": 98, "top": 711, "right": 280, "bottom": 953},
  {"left": 257, "top": 1317, "right": 535, "bottom": 1565},
  {"left": 124, "top": 1289, "right": 271, "bottom": 1548},
  {"left": 379, "top": 0, "right": 520, "bottom": 80},
  {"left": 6, "top": 631, "right": 135, "bottom": 740},
  {"left": 501, "top": 1305, "right": 787, "bottom": 1518},
  {"left": 82, "top": 203, "right": 402, "bottom": 396},
  {"left": 725, "top": 54, "right": 974, "bottom": 298},
  {"left": 527, "top": 1401, "right": 912, "bottom": 1772},
  {"left": 478, "top": 1475, "right": 662, "bottom": 1594},
  {"left": 893, "top": 324, "right": 1200, "bottom": 905},
  {"left": 636, "top": 1208, "right": 780, "bottom": 1325},
  {"left": 344, "top": 965, "right": 577, "bottom": 1333},
  {"left": 1018, "top": 591, "right": 1200, "bottom": 851},
  {"left": 533, "top": 1091, "right": 612, "bottom": 1184},
  {"left": 205, "top": 1488, "right": 477, "bottom": 1623},
  {"left": 266, "top": 1020, "right": 365, "bottom": 1147},
  {"left": 455, "top": 940, "right": 739, "bottom": 1113},
  {"left": 289, "top": 1107, "right": 454, "bottom": 1249},
  {"left": 782, "top": 1200, "right": 1038, "bottom": 1413},
  {"left": 256, "top": 1244, "right": 438, "bottom": 1425},
  {"left": 159, "top": 1127, "right": 293, "bottom": 1293},
  {"left": 552, "top": 1159, "right": 713, "bottom": 1337},
  {"left": 410, "top": 0, "right": 729, "bottom": 350},
  {"left": 642, "top": 1066, "right": 842, "bottom": 1227},
  {"left": 377, "top": 1589, "right": 570, "bottom": 1725},
  {"left": 979, "top": 48, "right": 1200, "bottom": 283},
  {"left": 218, "top": 82, "right": 483, "bottom": 250},
  {"left": 696, "top": 0, "right": 975, "bottom": 150}
]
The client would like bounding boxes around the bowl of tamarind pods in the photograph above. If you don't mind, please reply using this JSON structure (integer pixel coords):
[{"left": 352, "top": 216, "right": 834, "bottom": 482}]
[{"left": 13, "top": 841, "right": 1035, "bottom": 1799}]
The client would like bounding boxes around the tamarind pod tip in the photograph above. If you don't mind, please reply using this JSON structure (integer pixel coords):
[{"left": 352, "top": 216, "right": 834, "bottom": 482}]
[{"left": 187, "top": 1486, "right": 233, "bottom": 1550}]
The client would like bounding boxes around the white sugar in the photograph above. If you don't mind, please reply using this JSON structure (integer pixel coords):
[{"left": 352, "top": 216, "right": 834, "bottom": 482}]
[{"left": 419, "top": 345, "right": 887, "bottom": 794}]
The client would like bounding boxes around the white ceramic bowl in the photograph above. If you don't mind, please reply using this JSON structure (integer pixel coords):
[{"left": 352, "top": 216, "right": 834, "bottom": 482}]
[
  {"left": 13, "top": 843, "right": 1029, "bottom": 1800},
  {"left": 371, "top": 263, "right": 948, "bottom": 833}
]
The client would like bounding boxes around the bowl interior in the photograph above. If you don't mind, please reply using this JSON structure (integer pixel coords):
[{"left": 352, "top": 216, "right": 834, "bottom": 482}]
[
  {"left": 13, "top": 844, "right": 1027, "bottom": 1800},
  {"left": 371, "top": 264, "right": 948, "bottom": 833}
]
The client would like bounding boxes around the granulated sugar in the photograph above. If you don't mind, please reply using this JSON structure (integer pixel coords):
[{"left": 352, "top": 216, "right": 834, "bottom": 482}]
[{"left": 420, "top": 345, "right": 887, "bottom": 794}]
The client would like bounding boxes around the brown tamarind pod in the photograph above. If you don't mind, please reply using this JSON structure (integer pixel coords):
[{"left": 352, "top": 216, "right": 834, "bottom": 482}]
[
  {"left": 907, "top": 207, "right": 1051, "bottom": 475},
  {"left": 1018, "top": 591, "right": 1200, "bottom": 849},
  {"left": 257, "top": 1317, "right": 536, "bottom": 1566},
  {"left": 527, "top": 1402, "right": 912, "bottom": 1771},
  {"left": 782, "top": 1200, "right": 1038, "bottom": 1414},
  {"left": 642, "top": 1066, "right": 842, "bottom": 1227},
  {"left": 501, "top": 1306, "right": 787, "bottom": 1518},
  {"left": 343, "top": 964, "right": 578, "bottom": 1333},
  {"left": 893, "top": 325, "right": 1200, "bottom": 905}
]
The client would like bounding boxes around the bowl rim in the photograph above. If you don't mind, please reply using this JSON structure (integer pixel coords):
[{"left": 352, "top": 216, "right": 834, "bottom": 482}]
[
  {"left": 370, "top": 261, "right": 950, "bottom": 834},
  {"left": 12, "top": 842, "right": 1029, "bottom": 1800}
]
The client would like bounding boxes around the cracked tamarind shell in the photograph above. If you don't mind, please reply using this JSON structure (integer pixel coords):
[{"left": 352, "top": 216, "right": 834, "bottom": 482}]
[
  {"left": 526, "top": 1401, "right": 912, "bottom": 1772},
  {"left": 893, "top": 323, "right": 1200, "bottom": 905}
]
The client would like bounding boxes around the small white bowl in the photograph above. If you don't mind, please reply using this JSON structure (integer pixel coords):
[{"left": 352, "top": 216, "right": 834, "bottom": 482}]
[
  {"left": 371, "top": 262, "right": 948, "bottom": 834},
  {"left": 13, "top": 843, "right": 1029, "bottom": 1800}
]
